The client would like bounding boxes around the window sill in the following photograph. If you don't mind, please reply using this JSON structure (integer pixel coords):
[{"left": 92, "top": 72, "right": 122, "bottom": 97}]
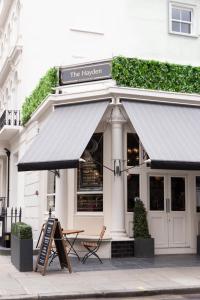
[
  {"left": 77, "top": 191, "right": 103, "bottom": 195},
  {"left": 75, "top": 212, "right": 104, "bottom": 216},
  {"left": 169, "top": 31, "right": 198, "bottom": 38}
]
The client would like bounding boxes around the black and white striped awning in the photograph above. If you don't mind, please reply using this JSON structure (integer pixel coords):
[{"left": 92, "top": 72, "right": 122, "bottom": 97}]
[{"left": 18, "top": 100, "right": 109, "bottom": 171}]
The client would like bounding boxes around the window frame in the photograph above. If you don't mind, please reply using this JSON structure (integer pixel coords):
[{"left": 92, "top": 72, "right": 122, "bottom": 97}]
[
  {"left": 76, "top": 132, "right": 104, "bottom": 214},
  {"left": 169, "top": 2, "right": 197, "bottom": 37},
  {"left": 46, "top": 170, "right": 56, "bottom": 212}
]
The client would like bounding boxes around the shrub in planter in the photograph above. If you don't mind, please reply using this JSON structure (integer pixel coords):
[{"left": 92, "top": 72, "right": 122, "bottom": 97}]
[
  {"left": 134, "top": 198, "right": 154, "bottom": 257},
  {"left": 11, "top": 222, "right": 33, "bottom": 271}
]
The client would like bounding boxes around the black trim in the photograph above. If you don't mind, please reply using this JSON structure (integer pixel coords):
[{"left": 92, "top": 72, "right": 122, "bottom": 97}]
[
  {"left": 150, "top": 160, "right": 200, "bottom": 170},
  {"left": 17, "top": 160, "right": 79, "bottom": 172}
]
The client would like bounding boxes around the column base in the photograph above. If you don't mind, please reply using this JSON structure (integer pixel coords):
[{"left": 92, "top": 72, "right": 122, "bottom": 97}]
[{"left": 111, "top": 230, "right": 128, "bottom": 240}]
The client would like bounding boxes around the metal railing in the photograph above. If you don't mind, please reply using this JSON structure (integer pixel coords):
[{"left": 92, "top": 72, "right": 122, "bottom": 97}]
[
  {"left": 0, "top": 197, "right": 6, "bottom": 212},
  {"left": 0, "top": 110, "right": 20, "bottom": 131}
]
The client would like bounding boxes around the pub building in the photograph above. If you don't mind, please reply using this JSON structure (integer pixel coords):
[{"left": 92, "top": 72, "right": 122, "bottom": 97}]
[{"left": 18, "top": 60, "right": 200, "bottom": 258}]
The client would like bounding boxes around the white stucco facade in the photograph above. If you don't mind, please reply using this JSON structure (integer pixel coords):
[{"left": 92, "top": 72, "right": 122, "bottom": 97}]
[{"left": 0, "top": 0, "right": 200, "bottom": 257}]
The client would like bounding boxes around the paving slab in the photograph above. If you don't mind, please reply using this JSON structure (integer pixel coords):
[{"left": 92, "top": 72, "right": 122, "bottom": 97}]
[{"left": 1, "top": 255, "right": 200, "bottom": 299}]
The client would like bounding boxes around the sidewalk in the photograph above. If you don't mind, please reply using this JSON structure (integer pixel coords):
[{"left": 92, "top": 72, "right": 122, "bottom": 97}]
[{"left": 1, "top": 255, "right": 200, "bottom": 299}]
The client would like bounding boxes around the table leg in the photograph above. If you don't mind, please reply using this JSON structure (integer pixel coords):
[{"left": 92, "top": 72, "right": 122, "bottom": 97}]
[{"left": 65, "top": 233, "right": 80, "bottom": 260}]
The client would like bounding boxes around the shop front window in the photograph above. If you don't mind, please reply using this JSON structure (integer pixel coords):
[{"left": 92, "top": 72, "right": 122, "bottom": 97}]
[
  {"left": 127, "top": 133, "right": 139, "bottom": 166},
  {"left": 77, "top": 133, "right": 103, "bottom": 212},
  {"left": 196, "top": 176, "right": 200, "bottom": 212},
  {"left": 47, "top": 171, "right": 56, "bottom": 211},
  {"left": 127, "top": 174, "right": 140, "bottom": 212}
]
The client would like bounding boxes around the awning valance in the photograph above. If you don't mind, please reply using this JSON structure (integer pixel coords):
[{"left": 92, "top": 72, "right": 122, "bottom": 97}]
[
  {"left": 123, "top": 100, "right": 200, "bottom": 170},
  {"left": 18, "top": 100, "right": 109, "bottom": 171}
]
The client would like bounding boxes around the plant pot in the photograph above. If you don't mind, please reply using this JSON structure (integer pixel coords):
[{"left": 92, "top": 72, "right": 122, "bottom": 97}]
[
  {"left": 197, "top": 235, "right": 200, "bottom": 255},
  {"left": 11, "top": 235, "right": 33, "bottom": 271},
  {"left": 134, "top": 237, "right": 154, "bottom": 258}
]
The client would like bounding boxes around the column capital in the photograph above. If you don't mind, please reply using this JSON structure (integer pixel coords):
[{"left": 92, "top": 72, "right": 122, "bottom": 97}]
[{"left": 109, "top": 106, "right": 126, "bottom": 125}]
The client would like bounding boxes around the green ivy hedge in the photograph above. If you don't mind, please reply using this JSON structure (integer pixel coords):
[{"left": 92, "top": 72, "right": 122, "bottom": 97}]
[
  {"left": 11, "top": 222, "right": 32, "bottom": 239},
  {"left": 21, "top": 67, "right": 58, "bottom": 125},
  {"left": 112, "top": 56, "right": 200, "bottom": 94}
]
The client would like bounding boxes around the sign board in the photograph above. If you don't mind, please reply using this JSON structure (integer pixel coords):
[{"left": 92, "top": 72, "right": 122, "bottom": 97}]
[
  {"left": 59, "top": 61, "right": 112, "bottom": 85},
  {"left": 35, "top": 218, "right": 71, "bottom": 276}
]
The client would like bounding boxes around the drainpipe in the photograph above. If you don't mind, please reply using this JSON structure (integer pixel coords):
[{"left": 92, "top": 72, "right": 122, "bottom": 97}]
[{"left": 4, "top": 148, "right": 10, "bottom": 208}]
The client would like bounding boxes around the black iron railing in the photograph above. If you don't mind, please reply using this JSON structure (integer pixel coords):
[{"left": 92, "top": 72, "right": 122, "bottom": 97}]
[
  {"left": 0, "top": 110, "right": 20, "bottom": 131},
  {"left": 0, "top": 197, "right": 6, "bottom": 211},
  {"left": 0, "top": 206, "right": 22, "bottom": 248}
]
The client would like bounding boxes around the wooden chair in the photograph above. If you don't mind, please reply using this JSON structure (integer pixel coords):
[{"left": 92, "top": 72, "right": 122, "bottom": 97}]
[{"left": 81, "top": 226, "right": 106, "bottom": 264}]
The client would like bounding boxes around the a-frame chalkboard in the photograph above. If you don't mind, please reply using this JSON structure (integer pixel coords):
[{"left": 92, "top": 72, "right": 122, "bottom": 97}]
[{"left": 35, "top": 218, "right": 72, "bottom": 276}]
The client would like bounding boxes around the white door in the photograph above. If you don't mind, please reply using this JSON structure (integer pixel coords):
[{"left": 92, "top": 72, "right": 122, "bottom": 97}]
[{"left": 148, "top": 175, "right": 188, "bottom": 249}]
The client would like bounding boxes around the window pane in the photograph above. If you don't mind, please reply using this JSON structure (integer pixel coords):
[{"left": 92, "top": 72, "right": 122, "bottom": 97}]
[
  {"left": 196, "top": 177, "right": 200, "bottom": 212},
  {"left": 181, "top": 10, "right": 191, "bottom": 22},
  {"left": 47, "top": 195, "right": 55, "bottom": 211},
  {"left": 181, "top": 23, "right": 191, "bottom": 34},
  {"left": 127, "top": 133, "right": 139, "bottom": 166},
  {"left": 127, "top": 174, "right": 139, "bottom": 212},
  {"left": 150, "top": 176, "right": 164, "bottom": 211},
  {"left": 172, "top": 8, "right": 181, "bottom": 20},
  {"left": 172, "top": 21, "right": 181, "bottom": 32},
  {"left": 77, "top": 194, "right": 103, "bottom": 212},
  {"left": 78, "top": 133, "right": 103, "bottom": 191},
  {"left": 47, "top": 171, "right": 55, "bottom": 194},
  {"left": 171, "top": 177, "right": 185, "bottom": 211}
]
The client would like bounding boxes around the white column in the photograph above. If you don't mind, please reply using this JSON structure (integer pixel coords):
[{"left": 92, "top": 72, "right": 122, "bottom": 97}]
[
  {"left": 110, "top": 106, "right": 126, "bottom": 238},
  {"left": 55, "top": 169, "right": 68, "bottom": 228}
]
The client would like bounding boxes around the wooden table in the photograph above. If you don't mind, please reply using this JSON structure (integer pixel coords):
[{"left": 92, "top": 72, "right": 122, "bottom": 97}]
[{"left": 62, "top": 229, "right": 84, "bottom": 260}]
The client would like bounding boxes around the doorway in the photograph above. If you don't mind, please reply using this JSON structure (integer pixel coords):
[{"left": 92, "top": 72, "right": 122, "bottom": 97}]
[{"left": 148, "top": 175, "right": 188, "bottom": 249}]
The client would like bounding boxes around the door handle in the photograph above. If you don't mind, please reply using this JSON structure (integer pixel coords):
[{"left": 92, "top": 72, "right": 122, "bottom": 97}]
[{"left": 166, "top": 198, "right": 170, "bottom": 213}]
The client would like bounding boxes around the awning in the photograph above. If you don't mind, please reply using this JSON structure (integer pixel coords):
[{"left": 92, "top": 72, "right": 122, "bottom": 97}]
[
  {"left": 18, "top": 100, "right": 109, "bottom": 171},
  {"left": 123, "top": 100, "right": 200, "bottom": 170}
]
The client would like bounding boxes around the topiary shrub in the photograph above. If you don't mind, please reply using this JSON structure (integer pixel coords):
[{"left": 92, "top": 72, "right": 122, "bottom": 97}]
[
  {"left": 11, "top": 222, "right": 32, "bottom": 240},
  {"left": 133, "top": 198, "right": 150, "bottom": 239}
]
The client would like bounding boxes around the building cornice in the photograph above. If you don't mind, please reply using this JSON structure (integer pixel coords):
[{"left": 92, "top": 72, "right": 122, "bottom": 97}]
[
  {"left": 0, "top": 45, "right": 22, "bottom": 86},
  {"left": 24, "top": 81, "right": 200, "bottom": 126}
]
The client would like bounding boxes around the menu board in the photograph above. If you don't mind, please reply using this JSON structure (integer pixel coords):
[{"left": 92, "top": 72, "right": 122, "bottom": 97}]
[
  {"left": 35, "top": 218, "right": 71, "bottom": 275},
  {"left": 37, "top": 218, "right": 55, "bottom": 267}
]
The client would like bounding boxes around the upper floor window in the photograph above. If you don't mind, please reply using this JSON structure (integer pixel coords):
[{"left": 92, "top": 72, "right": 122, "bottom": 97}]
[{"left": 170, "top": 4, "right": 193, "bottom": 35}]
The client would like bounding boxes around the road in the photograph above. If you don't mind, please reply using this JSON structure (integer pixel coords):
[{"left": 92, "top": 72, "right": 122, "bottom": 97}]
[{"left": 75, "top": 295, "right": 200, "bottom": 300}]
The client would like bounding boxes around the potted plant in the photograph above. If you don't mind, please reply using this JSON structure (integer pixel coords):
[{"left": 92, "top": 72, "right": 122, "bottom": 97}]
[
  {"left": 134, "top": 198, "right": 154, "bottom": 257},
  {"left": 11, "top": 222, "right": 33, "bottom": 271}
]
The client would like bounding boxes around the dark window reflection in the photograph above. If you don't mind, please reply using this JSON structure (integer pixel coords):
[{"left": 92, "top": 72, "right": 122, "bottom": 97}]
[
  {"left": 127, "top": 133, "right": 139, "bottom": 166},
  {"left": 127, "top": 174, "right": 140, "bottom": 212},
  {"left": 77, "top": 133, "right": 103, "bottom": 212},
  {"left": 196, "top": 177, "right": 200, "bottom": 212},
  {"left": 150, "top": 176, "right": 164, "bottom": 211},
  {"left": 77, "top": 194, "right": 103, "bottom": 212},
  {"left": 78, "top": 133, "right": 103, "bottom": 191},
  {"left": 171, "top": 177, "right": 185, "bottom": 211}
]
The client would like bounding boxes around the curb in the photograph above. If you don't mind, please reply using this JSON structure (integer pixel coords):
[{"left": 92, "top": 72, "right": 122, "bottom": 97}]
[{"left": 2, "top": 287, "right": 200, "bottom": 300}]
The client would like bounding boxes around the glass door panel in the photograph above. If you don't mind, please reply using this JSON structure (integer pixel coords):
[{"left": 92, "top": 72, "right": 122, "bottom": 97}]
[
  {"left": 150, "top": 176, "right": 164, "bottom": 211},
  {"left": 171, "top": 177, "right": 185, "bottom": 211}
]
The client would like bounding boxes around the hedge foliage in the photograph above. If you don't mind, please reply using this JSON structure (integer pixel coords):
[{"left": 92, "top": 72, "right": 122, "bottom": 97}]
[
  {"left": 112, "top": 56, "right": 200, "bottom": 94},
  {"left": 133, "top": 198, "right": 150, "bottom": 239},
  {"left": 21, "top": 67, "right": 58, "bottom": 125},
  {"left": 22, "top": 57, "right": 200, "bottom": 125},
  {"left": 11, "top": 222, "right": 32, "bottom": 239}
]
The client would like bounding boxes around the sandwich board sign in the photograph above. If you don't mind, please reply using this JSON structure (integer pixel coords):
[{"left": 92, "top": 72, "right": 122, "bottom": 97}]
[{"left": 35, "top": 217, "right": 72, "bottom": 276}]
